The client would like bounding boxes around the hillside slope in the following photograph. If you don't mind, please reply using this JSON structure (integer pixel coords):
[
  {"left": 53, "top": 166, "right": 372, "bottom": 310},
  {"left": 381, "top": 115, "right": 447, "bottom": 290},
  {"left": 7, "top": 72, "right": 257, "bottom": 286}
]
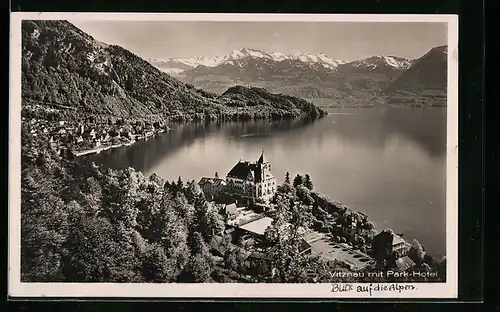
[
  {"left": 384, "top": 46, "right": 447, "bottom": 106},
  {"left": 21, "top": 20, "right": 326, "bottom": 122}
]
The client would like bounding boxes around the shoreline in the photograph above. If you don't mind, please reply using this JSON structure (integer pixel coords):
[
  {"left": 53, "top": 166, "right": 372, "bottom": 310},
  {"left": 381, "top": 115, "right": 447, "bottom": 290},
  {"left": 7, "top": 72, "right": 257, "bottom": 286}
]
[
  {"left": 70, "top": 114, "right": 326, "bottom": 158},
  {"left": 73, "top": 143, "right": 129, "bottom": 157},
  {"left": 72, "top": 129, "right": 168, "bottom": 157}
]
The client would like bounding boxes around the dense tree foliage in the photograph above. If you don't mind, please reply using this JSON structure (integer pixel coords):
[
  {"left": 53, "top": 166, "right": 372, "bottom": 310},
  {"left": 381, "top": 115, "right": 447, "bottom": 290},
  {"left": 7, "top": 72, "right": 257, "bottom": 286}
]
[
  {"left": 303, "top": 174, "right": 313, "bottom": 190},
  {"left": 292, "top": 174, "right": 303, "bottom": 188},
  {"left": 21, "top": 126, "right": 223, "bottom": 282}
]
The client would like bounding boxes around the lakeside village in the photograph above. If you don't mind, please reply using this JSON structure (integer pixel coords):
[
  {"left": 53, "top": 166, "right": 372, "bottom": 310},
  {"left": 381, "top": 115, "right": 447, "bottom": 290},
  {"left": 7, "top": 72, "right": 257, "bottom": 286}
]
[
  {"left": 22, "top": 114, "right": 171, "bottom": 157},
  {"left": 195, "top": 150, "right": 440, "bottom": 280}
]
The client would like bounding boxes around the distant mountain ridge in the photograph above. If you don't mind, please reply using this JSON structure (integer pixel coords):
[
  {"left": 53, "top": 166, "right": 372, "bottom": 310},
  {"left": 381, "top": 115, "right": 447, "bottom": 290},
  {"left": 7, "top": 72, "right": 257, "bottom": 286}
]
[
  {"left": 147, "top": 46, "right": 446, "bottom": 107},
  {"left": 146, "top": 48, "right": 415, "bottom": 76},
  {"left": 384, "top": 45, "right": 448, "bottom": 106},
  {"left": 336, "top": 56, "right": 413, "bottom": 74},
  {"left": 146, "top": 48, "right": 348, "bottom": 75},
  {"left": 21, "top": 20, "right": 327, "bottom": 122}
]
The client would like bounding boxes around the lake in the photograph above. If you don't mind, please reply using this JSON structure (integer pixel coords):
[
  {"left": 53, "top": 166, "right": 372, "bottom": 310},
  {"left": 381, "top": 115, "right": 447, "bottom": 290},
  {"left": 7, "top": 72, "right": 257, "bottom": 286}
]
[{"left": 91, "top": 107, "right": 447, "bottom": 257}]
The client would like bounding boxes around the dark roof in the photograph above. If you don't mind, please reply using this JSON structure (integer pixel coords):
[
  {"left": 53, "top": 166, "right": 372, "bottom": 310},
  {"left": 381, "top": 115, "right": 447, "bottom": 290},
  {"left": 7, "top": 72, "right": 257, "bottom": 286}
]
[
  {"left": 373, "top": 230, "right": 407, "bottom": 248},
  {"left": 299, "top": 239, "right": 313, "bottom": 253},
  {"left": 392, "top": 234, "right": 406, "bottom": 246},
  {"left": 199, "top": 177, "right": 226, "bottom": 187},
  {"left": 257, "top": 150, "right": 268, "bottom": 164},
  {"left": 227, "top": 161, "right": 263, "bottom": 182},
  {"left": 395, "top": 256, "right": 416, "bottom": 271}
]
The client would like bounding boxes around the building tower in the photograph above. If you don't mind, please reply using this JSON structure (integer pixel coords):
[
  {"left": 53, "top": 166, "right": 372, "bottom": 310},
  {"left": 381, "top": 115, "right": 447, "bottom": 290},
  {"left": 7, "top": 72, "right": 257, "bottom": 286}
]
[{"left": 257, "top": 148, "right": 271, "bottom": 172}]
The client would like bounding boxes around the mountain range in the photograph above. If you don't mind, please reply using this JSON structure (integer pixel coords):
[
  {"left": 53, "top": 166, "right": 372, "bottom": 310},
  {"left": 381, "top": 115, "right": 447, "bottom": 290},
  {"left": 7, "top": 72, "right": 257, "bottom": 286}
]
[
  {"left": 148, "top": 46, "right": 447, "bottom": 107},
  {"left": 147, "top": 48, "right": 349, "bottom": 74},
  {"left": 21, "top": 20, "right": 327, "bottom": 123}
]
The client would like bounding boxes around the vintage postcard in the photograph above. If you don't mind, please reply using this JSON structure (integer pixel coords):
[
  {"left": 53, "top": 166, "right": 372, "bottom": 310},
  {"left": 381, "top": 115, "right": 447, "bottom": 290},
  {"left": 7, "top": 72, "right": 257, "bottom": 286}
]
[{"left": 9, "top": 13, "right": 458, "bottom": 299}]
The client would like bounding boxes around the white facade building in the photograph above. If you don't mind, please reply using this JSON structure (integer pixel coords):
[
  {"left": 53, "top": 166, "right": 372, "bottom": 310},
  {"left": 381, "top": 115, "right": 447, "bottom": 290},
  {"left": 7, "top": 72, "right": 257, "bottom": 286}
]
[{"left": 225, "top": 150, "right": 277, "bottom": 203}]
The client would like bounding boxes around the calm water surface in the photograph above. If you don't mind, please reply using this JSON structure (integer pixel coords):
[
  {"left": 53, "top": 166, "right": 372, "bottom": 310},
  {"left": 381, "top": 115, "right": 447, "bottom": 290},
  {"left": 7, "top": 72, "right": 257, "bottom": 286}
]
[{"left": 91, "top": 107, "right": 447, "bottom": 256}]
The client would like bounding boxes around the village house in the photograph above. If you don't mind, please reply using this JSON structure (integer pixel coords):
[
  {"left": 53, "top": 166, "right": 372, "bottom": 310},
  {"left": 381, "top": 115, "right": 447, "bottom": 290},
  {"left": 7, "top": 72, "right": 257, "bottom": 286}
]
[
  {"left": 371, "top": 229, "right": 411, "bottom": 262},
  {"left": 199, "top": 177, "right": 227, "bottom": 200},
  {"left": 225, "top": 150, "right": 277, "bottom": 204}
]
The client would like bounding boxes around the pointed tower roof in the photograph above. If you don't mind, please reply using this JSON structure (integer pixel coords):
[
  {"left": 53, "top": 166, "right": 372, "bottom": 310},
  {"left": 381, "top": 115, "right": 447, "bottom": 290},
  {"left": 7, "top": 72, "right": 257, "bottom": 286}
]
[{"left": 257, "top": 148, "right": 268, "bottom": 164}]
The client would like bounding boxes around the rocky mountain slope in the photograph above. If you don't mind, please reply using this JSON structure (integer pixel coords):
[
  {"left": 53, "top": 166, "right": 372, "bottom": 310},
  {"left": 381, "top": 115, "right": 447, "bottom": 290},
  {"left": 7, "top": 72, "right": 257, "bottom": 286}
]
[
  {"left": 149, "top": 46, "right": 447, "bottom": 107},
  {"left": 21, "top": 20, "right": 326, "bottom": 122},
  {"left": 384, "top": 46, "right": 448, "bottom": 106}
]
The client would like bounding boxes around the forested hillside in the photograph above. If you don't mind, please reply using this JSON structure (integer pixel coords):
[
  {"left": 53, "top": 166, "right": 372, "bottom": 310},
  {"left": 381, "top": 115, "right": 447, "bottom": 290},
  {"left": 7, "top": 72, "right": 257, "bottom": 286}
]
[{"left": 22, "top": 20, "right": 326, "bottom": 122}]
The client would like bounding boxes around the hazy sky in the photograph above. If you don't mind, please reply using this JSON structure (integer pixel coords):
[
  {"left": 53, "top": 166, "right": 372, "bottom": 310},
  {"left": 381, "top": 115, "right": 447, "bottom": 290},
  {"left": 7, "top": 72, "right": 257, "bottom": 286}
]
[{"left": 70, "top": 20, "right": 447, "bottom": 61}]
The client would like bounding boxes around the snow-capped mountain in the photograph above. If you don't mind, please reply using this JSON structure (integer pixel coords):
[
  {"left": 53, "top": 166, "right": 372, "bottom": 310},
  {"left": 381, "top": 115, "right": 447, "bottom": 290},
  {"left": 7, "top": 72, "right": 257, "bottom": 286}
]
[
  {"left": 385, "top": 46, "right": 447, "bottom": 95},
  {"left": 147, "top": 48, "right": 417, "bottom": 76},
  {"left": 144, "top": 46, "right": 446, "bottom": 106},
  {"left": 350, "top": 56, "right": 412, "bottom": 69},
  {"left": 335, "top": 56, "right": 413, "bottom": 75},
  {"left": 147, "top": 48, "right": 346, "bottom": 74},
  {"left": 349, "top": 56, "right": 413, "bottom": 70}
]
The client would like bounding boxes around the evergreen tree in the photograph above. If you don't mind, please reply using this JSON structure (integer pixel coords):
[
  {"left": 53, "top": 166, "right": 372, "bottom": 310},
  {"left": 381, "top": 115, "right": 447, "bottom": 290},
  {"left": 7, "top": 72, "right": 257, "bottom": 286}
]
[
  {"left": 293, "top": 174, "right": 303, "bottom": 187},
  {"left": 215, "top": 172, "right": 219, "bottom": 178},
  {"left": 176, "top": 176, "right": 184, "bottom": 191},
  {"left": 285, "top": 171, "right": 291, "bottom": 184},
  {"left": 304, "top": 174, "right": 313, "bottom": 190}
]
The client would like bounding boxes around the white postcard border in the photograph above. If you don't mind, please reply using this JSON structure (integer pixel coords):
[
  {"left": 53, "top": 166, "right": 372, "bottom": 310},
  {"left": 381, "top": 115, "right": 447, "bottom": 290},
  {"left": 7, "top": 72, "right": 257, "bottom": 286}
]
[{"left": 9, "top": 12, "right": 459, "bottom": 299}]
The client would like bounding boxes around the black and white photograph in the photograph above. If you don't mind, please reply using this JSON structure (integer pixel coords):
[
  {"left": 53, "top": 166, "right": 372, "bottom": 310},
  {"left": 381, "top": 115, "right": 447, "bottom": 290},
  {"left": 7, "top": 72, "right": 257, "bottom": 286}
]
[{"left": 9, "top": 13, "right": 458, "bottom": 298}]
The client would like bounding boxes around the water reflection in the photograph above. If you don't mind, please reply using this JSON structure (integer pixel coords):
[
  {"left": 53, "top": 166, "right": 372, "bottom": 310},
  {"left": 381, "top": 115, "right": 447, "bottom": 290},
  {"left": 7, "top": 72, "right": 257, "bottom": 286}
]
[
  {"left": 90, "top": 108, "right": 447, "bottom": 256},
  {"left": 91, "top": 118, "right": 316, "bottom": 172}
]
